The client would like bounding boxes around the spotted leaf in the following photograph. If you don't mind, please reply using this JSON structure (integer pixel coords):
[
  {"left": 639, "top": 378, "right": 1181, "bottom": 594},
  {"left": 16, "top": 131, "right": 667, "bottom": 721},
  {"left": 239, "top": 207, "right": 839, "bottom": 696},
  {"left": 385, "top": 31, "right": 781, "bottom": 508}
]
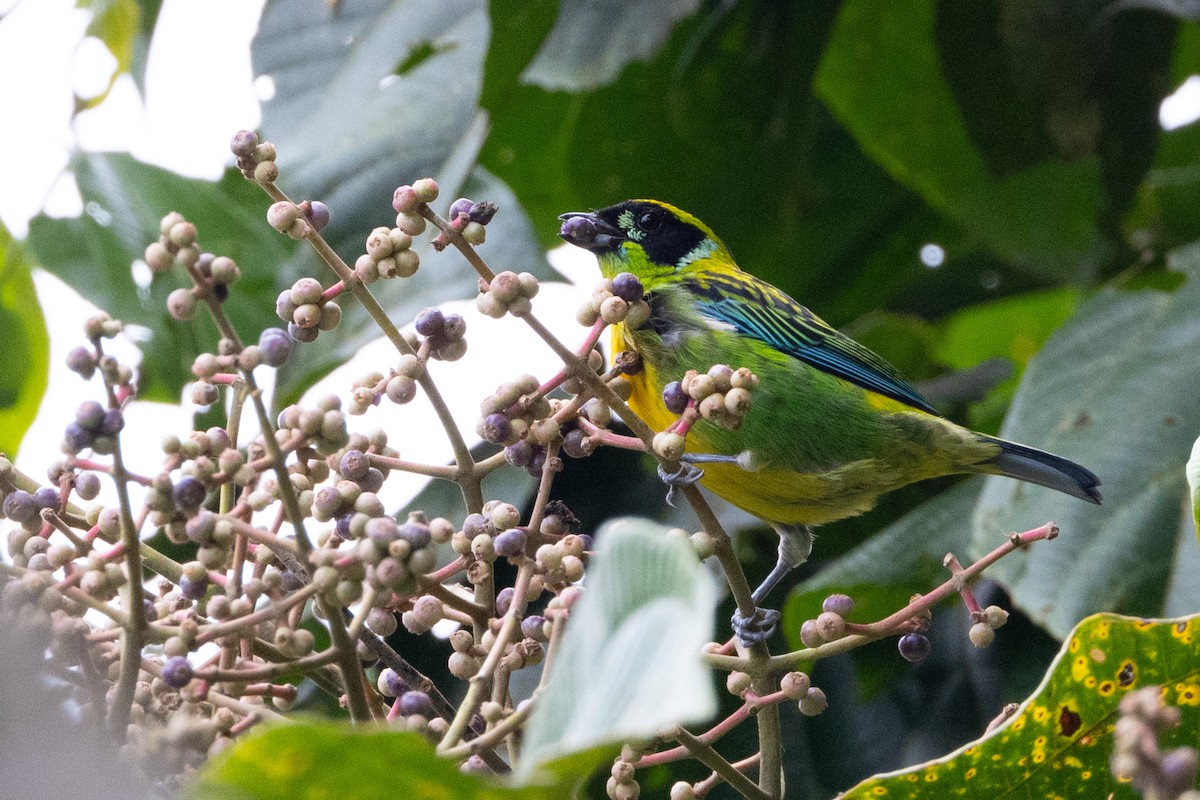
[{"left": 839, "top": 613, "right": 1200, "bottom": 798}]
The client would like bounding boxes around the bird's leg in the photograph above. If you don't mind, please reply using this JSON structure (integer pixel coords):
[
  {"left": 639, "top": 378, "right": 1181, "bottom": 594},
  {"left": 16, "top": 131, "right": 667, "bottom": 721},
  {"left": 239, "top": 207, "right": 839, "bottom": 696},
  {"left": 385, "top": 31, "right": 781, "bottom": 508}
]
[
  {"left": 732, "top": 524, "right": 813, "bottom": 645},
  {"left": 656, "top": 462, "right": 704, "bottom": 507}
]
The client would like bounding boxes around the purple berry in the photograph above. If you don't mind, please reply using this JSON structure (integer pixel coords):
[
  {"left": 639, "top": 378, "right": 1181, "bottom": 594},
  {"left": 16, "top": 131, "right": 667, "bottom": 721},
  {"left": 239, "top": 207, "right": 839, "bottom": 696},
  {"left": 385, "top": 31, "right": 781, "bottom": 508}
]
[
  {"left": 32, "top": 487, "right": 58, "bottom": 511},
  {"left": 161, "top": 656, "right": 194, "bottom": 688},
  {"left": 442, "top": 313, "right": 466, "bottom": 340},
  {"left": 75, "top": 400, "right": 106, "bottom": 432},
  {"left": 230, "top": 130, "right": 258, "bottom": 158},
  {"left": 335, "top": 513, "right": 353, "bottom": 539},
  {"left": 173, "top": 477, "right": 206, "bottom": 510},
  {"left": 65, "top": 346, "right": 95, "bottom": 378},
  {"left": 287, "top": 321, "right": 319, "bottom": 343},
  {"left": 495, "top": 586, "right": 515, "bottom": 616},
  {"left": 521, "top": 614, "right": 547, "bottom": 641},
  {"left": 179, "top": 574, "right": 208, "bottom": 601},
  {"left": 143, "top": 598, "right": 158, "bottom": 623},
  {"left": 398, "top": 522, "right": 431, "bottom": 549},
  {"left": 365, "top": 517, "right": 399, "bottom": 545},
  {"left": 493, "top": 528, "right": 527, "bottom": 559},
  {"left": 414, "top": 307, "right": 445, "bottom": 337},
  {"left": 3, "top": 491, "right": 38, "bottom": 524},
  {"left": 662, "top": 381, "right": 688, "bottom": 414},
  {"left": 339, "top": 449, "right": 370, "bottom": 481},
  {"left": 560, "top": 215, "right": 596, "bottom": 243},
  {"left": 898, "top": 632, "right": 931, "bottom": 663},
  {"left": 99, "top": 408, "right": 124, "bottom": 436},
  {"left": 359, "top": 467, "right": 385, "bottom": 494},
  {"left": 462, "top": 513, "right": 488, "bottom": 537},
  {"left": 481, "top": 413, "right": 512, "bottom": 445},
  {"left": 561, "top": 428, "right": 590, "bottom": 458},
  {"left": 380, "top": 668, "right": 408, "bottom": 698},
  {"left": 399, "top": 690, "right": 433, "bottom": 717},
  {"left": 448, "top": 198, "right": 473, "bottom": 222},
  {"left": 505, "top": 441, "right": 533, "bottom": 467},
  {"left": 258, "top": 327, "right": 293, "bottom": 367},
  {"left": 62, "top": 421, "right": 93, "bottom": 454},
  {"left": 304, "top": 200, "right": 330, "bottom": 232},
  {"left": 822, "top": 593, "right": 855, "bottom": 616},
  {"left": 611, "top": 272, "right": 644, "bottom": 302}
]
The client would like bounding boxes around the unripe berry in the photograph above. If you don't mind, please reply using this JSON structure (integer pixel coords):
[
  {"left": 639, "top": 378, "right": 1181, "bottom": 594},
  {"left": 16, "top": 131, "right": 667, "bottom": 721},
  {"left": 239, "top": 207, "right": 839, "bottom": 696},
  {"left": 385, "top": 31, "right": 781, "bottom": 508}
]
[
  {"left": 968, "top": 622, "right": 995, "bottom": 648},
  {"left": 254, "top": 160, "right": 279, "bottom": 183},
  {"left": 780, "top": 671, "right": 812, "bottom": 699},
  {"left": 822, "top": 593, "right": 855, "bottom": 616},
  {"left": 725, "top": 670, "right": 752, "bottom": 696},
  {"left": 652, "top": 431, "right": 686, "bottom": 460},
  {"left": 798, "top": 686, "right": 828, "bottom": 716},
  {"left": 461, "top": 221, "right": 486, "bottom": 245}
]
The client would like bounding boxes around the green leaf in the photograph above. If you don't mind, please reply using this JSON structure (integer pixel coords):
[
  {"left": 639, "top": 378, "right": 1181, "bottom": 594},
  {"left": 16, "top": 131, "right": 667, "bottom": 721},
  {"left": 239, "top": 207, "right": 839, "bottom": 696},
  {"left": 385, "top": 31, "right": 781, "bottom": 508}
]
[
  {"left": 521, "top": 0, "right": 701, "bottom": 90},
  {"left": 0, "top": 222, "right": 49, "bottom": 457},
  {"left": 840, "top": 612, "right": 1200, "bottom": 798},
  {"left": 935, "top": 288, "right": 1079, "bottom": 430},
  {"left": 25, "top": 154, "right": 291, "bottom": 403},
  {"left": 782, "top": 479, "right": 981, "bottom": 650},
  {"left": 519, "top": 518, "right": 716, "bottom": 779},
  {"left": 187, "top": 724, "right": 561, "bottom": 800},
  {"left": 77, "top": 0, "right": 140, "bottom": 108},
  {"left": 252, "top": 1, "right": 554, "bottom": 404},
  {"left": 815, "top": 0, "right": 1101, "bottom": 274},
  {"left": 973, "top": 239, "right": 1200, "bottom": 637},
  {"left": 253, "top": 0, "right": 489, "bottom": 259}
]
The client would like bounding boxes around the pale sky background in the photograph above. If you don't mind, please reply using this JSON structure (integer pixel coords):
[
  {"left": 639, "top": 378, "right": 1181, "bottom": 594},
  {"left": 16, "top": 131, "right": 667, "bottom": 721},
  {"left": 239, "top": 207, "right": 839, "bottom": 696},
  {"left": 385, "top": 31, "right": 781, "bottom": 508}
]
[{"left": 1, "top": 0, "right": 1198, "bottom": 512}]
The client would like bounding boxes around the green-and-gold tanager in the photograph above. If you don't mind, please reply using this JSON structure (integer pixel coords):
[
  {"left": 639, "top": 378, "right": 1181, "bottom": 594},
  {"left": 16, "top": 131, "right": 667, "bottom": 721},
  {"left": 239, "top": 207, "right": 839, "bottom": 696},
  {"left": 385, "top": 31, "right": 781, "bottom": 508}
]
[{"left": 559, "top": 199, "right": 1101, "bottom": 642}]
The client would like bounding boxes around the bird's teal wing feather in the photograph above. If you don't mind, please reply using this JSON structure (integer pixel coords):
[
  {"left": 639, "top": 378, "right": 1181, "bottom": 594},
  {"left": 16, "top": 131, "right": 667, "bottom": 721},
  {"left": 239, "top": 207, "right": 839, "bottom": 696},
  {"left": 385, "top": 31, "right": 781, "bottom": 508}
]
[{"left": 685, "top": 274, "right": 941, "bottom": 416}]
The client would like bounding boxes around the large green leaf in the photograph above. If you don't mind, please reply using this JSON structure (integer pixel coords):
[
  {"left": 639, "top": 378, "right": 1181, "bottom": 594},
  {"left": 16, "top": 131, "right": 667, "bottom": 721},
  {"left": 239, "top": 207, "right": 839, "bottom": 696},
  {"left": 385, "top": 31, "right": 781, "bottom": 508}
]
[
  {"left": 188, "top": 725, "right": 562, "bottom": 800},
  {"left": 483, "top": 1, "right": 941, "bottom": 321},
  {"left": 521, "top": 0, "right": 701, "bottom": 90},
  {"left": 25, "top": 154, "right": 287, "bottom": 403},
  {"left": 841, "top": 613, "right": 1200, "bottom": 798},
  {"left": 519, "top": 518, "right": 716, "bottom": 779},
  {"left": 252, "top": 0, "right": 555, "bottom": 406},
  {"left": 253, "top": 0, "right": 489, "bottom": 259},
  {"left": 815, "top": 0, "right": 1101, "bottom": 275},
  {"left": 973, "top": 239, "right": 1200, "bottom": 637},
  {"left": 0, "top": 222, "right": 49, "bottom": 456}
]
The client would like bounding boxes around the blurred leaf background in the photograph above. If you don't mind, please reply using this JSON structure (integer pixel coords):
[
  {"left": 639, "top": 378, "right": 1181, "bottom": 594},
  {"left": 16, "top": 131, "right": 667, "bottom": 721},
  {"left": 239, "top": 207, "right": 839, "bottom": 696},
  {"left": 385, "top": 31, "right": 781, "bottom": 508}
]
[{"left": 7, "top": 0, "right": 1200, "bottom": 796}]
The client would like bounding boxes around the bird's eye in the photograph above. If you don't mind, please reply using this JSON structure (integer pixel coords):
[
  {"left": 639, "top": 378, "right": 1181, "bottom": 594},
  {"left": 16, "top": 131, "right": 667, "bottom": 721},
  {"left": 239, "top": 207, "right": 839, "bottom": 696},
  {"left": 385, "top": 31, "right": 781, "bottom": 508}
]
[{"left": 636, "top": 210, "right": 663, "bottom": 233}]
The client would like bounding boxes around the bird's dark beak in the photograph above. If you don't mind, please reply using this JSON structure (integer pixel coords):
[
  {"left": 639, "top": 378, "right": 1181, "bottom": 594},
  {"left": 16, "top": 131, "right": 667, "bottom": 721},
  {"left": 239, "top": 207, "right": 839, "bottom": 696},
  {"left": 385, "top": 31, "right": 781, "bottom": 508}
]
[{"left": 558, "top": 211, "right": 626, "bottom": 254}]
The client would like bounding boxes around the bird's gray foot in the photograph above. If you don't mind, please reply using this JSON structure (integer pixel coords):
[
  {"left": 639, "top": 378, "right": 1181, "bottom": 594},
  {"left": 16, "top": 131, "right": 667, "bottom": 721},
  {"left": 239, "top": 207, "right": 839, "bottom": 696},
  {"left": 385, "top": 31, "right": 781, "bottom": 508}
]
[
  {"left": 657, "top": 462, "right": 703, "bottom": 507},
  {"left": 732, "top": 606, "right": 781, "bottom": 645}
]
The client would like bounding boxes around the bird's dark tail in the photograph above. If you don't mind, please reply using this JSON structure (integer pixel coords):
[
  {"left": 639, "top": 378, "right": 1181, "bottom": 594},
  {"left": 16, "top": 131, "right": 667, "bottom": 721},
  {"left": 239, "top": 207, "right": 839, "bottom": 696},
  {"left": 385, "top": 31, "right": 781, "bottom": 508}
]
[{"left": 983, "top": 438, "right": 1102, "bottom": 504}]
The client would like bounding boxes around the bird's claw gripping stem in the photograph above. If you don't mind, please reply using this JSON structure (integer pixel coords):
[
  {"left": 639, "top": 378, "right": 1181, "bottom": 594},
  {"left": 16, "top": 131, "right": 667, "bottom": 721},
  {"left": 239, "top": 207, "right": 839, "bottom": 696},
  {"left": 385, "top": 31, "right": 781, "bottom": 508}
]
[
  {"left": 731, "top": 606, "right": 781, "bottom": 645},
  {"left": 657, "top": 462, "right": 704, "bottom": 507}
]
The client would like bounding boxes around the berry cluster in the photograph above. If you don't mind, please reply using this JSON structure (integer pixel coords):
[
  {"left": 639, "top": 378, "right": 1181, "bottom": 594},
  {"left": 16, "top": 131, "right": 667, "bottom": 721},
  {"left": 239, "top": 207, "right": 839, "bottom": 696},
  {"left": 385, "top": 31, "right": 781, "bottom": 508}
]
[
  {"left": 230, "top": 129, "right": 280, "bottom": 184},
  {"left": 1111, "top": 687, "right": 1199, "bottom": 800},
  {"left": 431, "top": 196, "right": 496, "bottom": 251},
  {"left": 274, "top": 276, "right": 342, "bottom": 345},
  {"left": 476, "top": 270, "right": 540, "bottom": 319},
  {"left": 576, "top": 272, "right": 650, "bottom": 328},
  {"left": 354, "top": 223, "right": 420, "bottom": 284}
]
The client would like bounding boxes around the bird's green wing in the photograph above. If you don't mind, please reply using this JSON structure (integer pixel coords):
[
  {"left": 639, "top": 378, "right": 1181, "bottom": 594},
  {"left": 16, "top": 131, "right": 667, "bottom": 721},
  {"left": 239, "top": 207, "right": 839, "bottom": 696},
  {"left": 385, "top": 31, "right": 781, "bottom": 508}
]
[{"left": 685, "top": 274, "right": 941, "bottom": 416}]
